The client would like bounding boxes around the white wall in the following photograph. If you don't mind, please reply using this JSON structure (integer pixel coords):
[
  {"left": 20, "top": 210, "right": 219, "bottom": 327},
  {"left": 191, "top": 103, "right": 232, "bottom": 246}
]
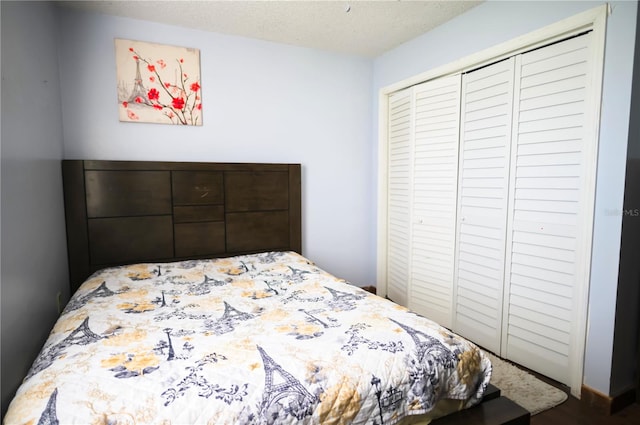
[
  {"left": 1, "top": 1, "right": 69, "bottom": 415},
  {"left": 373, "top": 0, "right": 637, "bottom": 396},
  {"left": 57, "top": 7, "right": 376, "bottom": 288}
]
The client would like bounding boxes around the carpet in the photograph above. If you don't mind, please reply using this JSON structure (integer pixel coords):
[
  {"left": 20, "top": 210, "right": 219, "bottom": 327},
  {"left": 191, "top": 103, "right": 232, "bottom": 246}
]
[{"left": 484, "top": 351, "right": 568, "bottom": 415}]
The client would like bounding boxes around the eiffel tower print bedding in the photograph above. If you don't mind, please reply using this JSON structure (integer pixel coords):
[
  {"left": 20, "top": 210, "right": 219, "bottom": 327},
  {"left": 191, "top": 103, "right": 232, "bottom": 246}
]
[{"left": 4, "top": 251, "right": 491, "bottom": 425}]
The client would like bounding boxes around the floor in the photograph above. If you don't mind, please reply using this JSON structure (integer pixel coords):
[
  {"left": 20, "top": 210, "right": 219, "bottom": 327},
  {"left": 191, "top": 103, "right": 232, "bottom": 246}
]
[
  {"left": 482, "top": 347, "right": 640, "bottom": 425},
  {"left": 531, "top": 392, "right": 640, "bottom": 425},
  {"left": 525, "top": 371, "right": 640, "bottom": 425}
]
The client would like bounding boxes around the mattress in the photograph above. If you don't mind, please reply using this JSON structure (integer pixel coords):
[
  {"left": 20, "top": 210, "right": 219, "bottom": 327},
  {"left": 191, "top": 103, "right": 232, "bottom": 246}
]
[{"left": 4, "top": 251, "right": 491, "bottom": 424}]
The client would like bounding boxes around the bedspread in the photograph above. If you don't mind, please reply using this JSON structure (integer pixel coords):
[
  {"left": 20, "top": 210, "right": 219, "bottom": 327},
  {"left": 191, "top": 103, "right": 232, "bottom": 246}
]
[{"left": 4, "top": 251, "right": 491, "bottom": 425}]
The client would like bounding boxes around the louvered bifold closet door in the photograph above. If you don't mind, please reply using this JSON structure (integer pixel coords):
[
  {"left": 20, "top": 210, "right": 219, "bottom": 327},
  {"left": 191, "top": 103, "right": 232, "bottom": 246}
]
[
  {"left": 454, "top": 58, "right": 515, "bottom": 353},
  {"left": 409, "top": 75, "right": 461, "bottom": 328},
  {"left": 386, "top": 88, "right": 413, "bottom": 306},
  {"left": 503, "top": 33, "right": 592, "bottom": 385}
]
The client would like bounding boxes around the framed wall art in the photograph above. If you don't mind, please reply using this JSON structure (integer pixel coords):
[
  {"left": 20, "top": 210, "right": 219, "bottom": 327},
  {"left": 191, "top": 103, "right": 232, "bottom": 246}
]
[{"left": 115, "top": 38, "right": 202, "bottom": 125}]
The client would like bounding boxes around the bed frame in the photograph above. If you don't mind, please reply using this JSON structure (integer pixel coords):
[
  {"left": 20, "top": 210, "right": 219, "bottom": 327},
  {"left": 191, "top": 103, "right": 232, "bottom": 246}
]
[
  {"left": 61, "top": 159, "right": 529, "bottom": 424},
  {"left": 62, "top": 160, "right": 301, "bottom": 293}
]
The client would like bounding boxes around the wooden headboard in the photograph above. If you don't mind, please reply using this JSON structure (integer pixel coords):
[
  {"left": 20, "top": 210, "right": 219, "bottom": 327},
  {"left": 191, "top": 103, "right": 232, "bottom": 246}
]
[{"left": 62, "top": 160, "right": 302, "bottom": 293}]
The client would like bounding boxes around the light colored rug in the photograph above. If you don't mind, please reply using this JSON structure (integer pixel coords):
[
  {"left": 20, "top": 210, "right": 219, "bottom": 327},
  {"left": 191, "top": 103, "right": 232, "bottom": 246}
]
[{"left": 484, "top": 351, "right": 568, "bottom": 415}]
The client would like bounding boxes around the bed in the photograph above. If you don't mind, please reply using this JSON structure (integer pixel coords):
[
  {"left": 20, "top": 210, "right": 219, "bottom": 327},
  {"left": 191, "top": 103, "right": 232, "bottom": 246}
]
[{"left": 3, "top": 160, "right": 493, "bottom": 425}]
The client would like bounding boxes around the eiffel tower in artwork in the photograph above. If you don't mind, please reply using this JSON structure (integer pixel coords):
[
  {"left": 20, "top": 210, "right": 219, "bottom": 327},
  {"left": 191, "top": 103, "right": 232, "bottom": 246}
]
[
  {"left": 61, "top": 317, "right": 104, "bottom": 347},
  {"left": 256, "top": 346, "right": 317, "bottom": 422},
  {"left": 27, "top": 317, "right": 104, "bottom": 379},
  {"left": 208, "top": 302, "right": 255, "bottom": 335},
  {"left": 127, "top": 58, "right": 150, "bottom": 104},
  {"left": 389, "top": 318, "right": 457, "bottom": 367},
  {"left": 37, "top": 388, "right": 59, "bottom": 425},
  {"left": 66, "top": 281, "right": 116, "bottom": 312}
]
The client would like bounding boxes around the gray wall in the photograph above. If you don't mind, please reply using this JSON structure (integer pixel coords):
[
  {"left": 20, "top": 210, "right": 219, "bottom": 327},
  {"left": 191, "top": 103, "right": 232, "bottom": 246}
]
[
  {"left": 1, "top": 1, "right": 69, "bottom": 416},
  {"left": 611, "top": 2, "right": 640, "bottom": 397}
]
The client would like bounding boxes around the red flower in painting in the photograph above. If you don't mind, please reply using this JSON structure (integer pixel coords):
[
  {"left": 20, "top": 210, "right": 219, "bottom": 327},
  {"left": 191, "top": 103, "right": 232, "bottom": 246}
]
[
  {"left": 123, "top": 45, "right": 202, "bottom": 125},
  {"left": 148, "top": 88, "right": 160, "bottom": 101},
  {"left": 172, "top": 97, "right": 185, "bottom": 110}
]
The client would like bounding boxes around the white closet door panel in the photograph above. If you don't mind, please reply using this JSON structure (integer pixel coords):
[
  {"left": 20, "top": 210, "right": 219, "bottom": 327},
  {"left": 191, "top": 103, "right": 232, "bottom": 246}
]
[
  {"left": 461, "top": 187, "right": 504, "bottom": 199},
  {"left": 519, "top": 88, "right": 586, "bottom": 111},
  {"left": 507, "top": 338, "right": 568, "bottom": 382},
  {"left": 503, "top": 33, "right": 592, "bottom": 385},
  {"left": 509, "top": 293, "right": 572, "bottom": 322},
  {"left": 522, "top": 62, "right": 587, "bottom": 89},
  {"left": 515, "top": 187, "right": 580, "bottom": 202},
  {"left": 517, "top": 126, "right": 584, "bottom": 145},
  {"left": 517, "top": 140, "right": 581, "bottom": 156},
  {"left": 454, "top": 58, "right": 515, "bottom": 353},
  {"left": 387, "top": 89, "right": 412, "bottom": 306},
  {"left": 516, "top": 165, "right": 582, "bottom": 178},
  {"left": 511, "top": 230, "right": 576, "bottom": 250},
  {"left": 513, "top": 209, "right": 580, "bottom": 228},
  {"left": 465, "top": 103, "right": 510, "bottom": 122},
  {"left": 464, "top": 137, "right": 508, "bottom": 152},
  {"left": 511, "top": 220, "right": 577, "bottom": 238},
  {"left": 409, "top": 74, "right": 461, "bottom": 328},
  {"left": 508, "top": 324, "right": 569, "bottom": 356},
  {"left": 464, "top": 126, "right": 511, "bottom": 141},
  {"left": 514, "top": 199, "right": 579, "bottom": 214},
  {"left": 520, "top": 35, "right": 588, "bottom": 71},
  {"left": 509, "top": 315, "right": 569, "bottom": 345},
  {"left": 510, "top": 267, "right": 573, "bottom": 296},
  {"left": 464, "top": 83, "right": 511, "bottom": 104},
  {"left": 518, "top": 114, "right": 585, "bottom": 134},
  {"left": 459, "top": 231, "right": 504, "bottom": 251},
  {"left": 515, "top": 151, "right": 581, "bottom": 166},
  {"left": 512, "top": 241, "right": 575, "bottom": 263},
  {"left": 456, "top": 298, "right": 500, "bottom": 347},
  {"left": 515, "top": 176, "right": 580, "bottom": 189},
  {"left": 509, "top": 304, "right": 571, "bottom": 332},
  {"left": 520, "top": 74, "right": 586, "bottom": 99},
  {"left": 463, "top": 147, "right": 506, "bottom": 161},
  {"left": 519, "top": 102, "right": 585, "bottom": 123}
]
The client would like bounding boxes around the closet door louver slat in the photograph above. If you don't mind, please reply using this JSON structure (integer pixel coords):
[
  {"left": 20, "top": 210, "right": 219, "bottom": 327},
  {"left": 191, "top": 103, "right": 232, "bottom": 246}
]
[
  {"left": 502, "top": 34, "right": 592, "bottom": 385},
  {"left": 454, "top": 58, "right": 515, "bottom": 354},
  {"left": 409, "top": 75, "right": 462, "bottom": 328}
]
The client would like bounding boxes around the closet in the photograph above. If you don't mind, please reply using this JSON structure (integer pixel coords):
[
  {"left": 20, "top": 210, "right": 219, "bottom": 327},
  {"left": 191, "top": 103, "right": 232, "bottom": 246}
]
[{"left": 384, "top": 32, "right": 597, "bottom": 388}]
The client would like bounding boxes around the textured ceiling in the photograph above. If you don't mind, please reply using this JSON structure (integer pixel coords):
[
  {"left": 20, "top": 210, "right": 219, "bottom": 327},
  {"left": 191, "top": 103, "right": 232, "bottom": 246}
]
[{"left": 57, "top": 1, "right": 483, "bottom": 57}]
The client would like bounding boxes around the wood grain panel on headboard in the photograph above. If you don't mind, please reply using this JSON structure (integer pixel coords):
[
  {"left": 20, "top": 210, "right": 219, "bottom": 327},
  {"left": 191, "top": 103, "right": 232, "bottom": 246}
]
[{"left": 62, "top": 160, "right": 302, "bottom": 293}]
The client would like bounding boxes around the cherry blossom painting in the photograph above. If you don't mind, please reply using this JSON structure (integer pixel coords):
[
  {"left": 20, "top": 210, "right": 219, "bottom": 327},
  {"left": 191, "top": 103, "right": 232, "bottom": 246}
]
[{"left": 115, "top": 38, "right": 202, "bottom": 125}]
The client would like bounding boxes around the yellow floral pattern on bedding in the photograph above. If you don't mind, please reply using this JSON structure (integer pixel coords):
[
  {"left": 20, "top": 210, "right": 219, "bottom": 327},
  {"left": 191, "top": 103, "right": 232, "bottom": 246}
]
[{"left": 4, "top": 251, "right": 491, "bottom": 425}]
